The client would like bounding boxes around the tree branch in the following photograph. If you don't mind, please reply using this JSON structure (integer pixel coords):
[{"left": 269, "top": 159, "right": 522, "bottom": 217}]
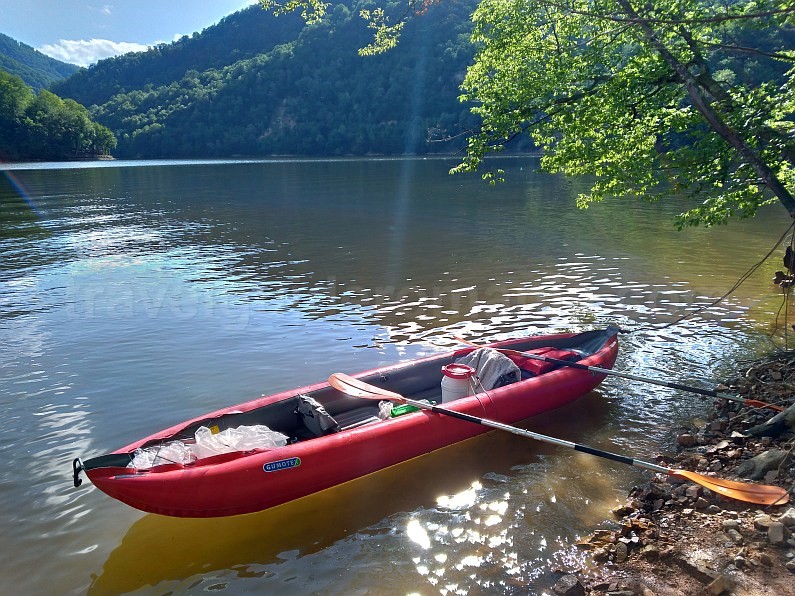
[
  {"left": 615, "top": 0, "right": 795, "bottom": 218},
  {"left": 536, "top": 0, "right": 795, "bottom": 26}
]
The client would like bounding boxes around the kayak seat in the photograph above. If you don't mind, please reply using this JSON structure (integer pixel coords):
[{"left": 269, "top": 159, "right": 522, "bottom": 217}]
[
  {"left": 334, "top": 406, "right": 381, "bottom": 430},
  {"left": 295, "top": 394, "right": 340, "bottom": 438},
  {"left": 509, "top": 348, "right": 582, "bottom": 377}
]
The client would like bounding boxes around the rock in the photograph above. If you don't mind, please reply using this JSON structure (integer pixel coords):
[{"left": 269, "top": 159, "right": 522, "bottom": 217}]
[
  {"left": 685, "top": 485, "right": 701, "bottom": 499},
  {"left": 640, "top": 545, "right": 660, "bottom": 560},
  {"left": 590, "top": 529, "right": 613, "bottom": 543},
  {"left": 695, "top": 497, "right": 710, "bottom": 509},
  {"left": 709, "top": 419, "right": 727, "bottom": 432},
  {"left": 612, "top": 504, "right": 636, "bottom": 517},
  {"left": 552, "top": 574, "right": 585, "bottom": 596},
  {"left": 736, "top": 449, "right": 790, "bottom": 480},
  {"left": 763, "top": 469, "right": 779, "bottom": 483},
  {"left": 754, "top": 513, "right": 774, "bottom": 530},
  {"left": 615, "top": 541, "right": 628, "bottom": 563},
  {"left": 674, "top": 556, "right": 719, "bottom": 583},
  {"left": 722, "top": 519, "right": 740, "bottom": 531},
  {"left": 787, "top": 559, "right": 795, "bottom": 572},
  {"left": 778, "top": 507, "right": 795, "bottom": 528},
  {"left": 727, "top": 528, "right": 743, "bottom": 544},
  {"left": 769, "top": 521, "right": 786, "bottom": 545},
  {"left": 748, "top": 403, "right": 795, "bottom": 437},
  {"left": 592, "top": 547, "right": 610, "bottom": 562},
  {"left": 677, "top": 433, "right": 697, "bottom": 447},
  {"left": 706, "top": 504, "right": 721, "bottom": 514},
  {"left": 706, "top": 574, "right": 732, "bottom": 595}
]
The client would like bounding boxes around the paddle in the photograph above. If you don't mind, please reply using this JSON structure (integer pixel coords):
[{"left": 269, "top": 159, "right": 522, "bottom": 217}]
[
  {"left": 328, "top": 373, "right": 789, "bottom": 506},
  {"left": 455, "top": 337, "right": 785, "bottom": 413}
]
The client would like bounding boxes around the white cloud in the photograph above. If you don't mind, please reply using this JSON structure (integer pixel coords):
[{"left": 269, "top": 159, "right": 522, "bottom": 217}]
[{"left": 38, "top": 39, "right": 151, "bottom": 67}]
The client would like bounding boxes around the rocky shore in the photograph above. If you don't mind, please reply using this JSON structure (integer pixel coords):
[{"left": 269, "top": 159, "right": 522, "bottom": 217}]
[{"left": 554, "top": 351, "right": 795, "bottom": 596}]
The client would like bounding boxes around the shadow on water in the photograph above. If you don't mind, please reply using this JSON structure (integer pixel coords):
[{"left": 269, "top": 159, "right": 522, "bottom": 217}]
[{"left": 89, "top": 391, "right": 616, "bottom": 593}]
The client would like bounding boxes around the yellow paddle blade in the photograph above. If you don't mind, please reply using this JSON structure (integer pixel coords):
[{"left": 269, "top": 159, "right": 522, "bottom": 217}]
[
  {"left": 670, "top": 470, "right": 789, "bottom": 506},
  {"left": 328, "top": 373, "right": 406, "bottom": 403}
]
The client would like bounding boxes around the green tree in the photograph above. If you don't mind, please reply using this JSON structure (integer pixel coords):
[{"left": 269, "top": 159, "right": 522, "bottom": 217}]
[
  {"left": 0, "top": 70, "right": 116, "bottom": 160},
  {"left": 451, "top": 0, "right": 795, "bottom": 227},
  {"left": 0, "top": 69, "right": 35, "bottom": 159}
]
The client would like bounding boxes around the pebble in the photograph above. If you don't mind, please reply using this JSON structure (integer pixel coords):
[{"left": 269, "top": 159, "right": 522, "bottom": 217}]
[
  {"left": 677, "top": 433, "right": 697, "bottom": 447},
  {"left": 727, "top": 528, "right": 743, "bottom": 544},
  {"left": 722, "top": 519, "right": 740, "bottom": 530},
  {"left": 615, "top": 542, "right": 628, "bottom": 563},
  {"left": 754, "top": 514, "right": 773, "bottom": 530},
  {"left": 779, "top": 508, "right": 795, "bottom": 528},
  {"left": 769, "top": 522, "right": 786, "bottom": 545},
  {"left": 706, "top": 574, "right": 732, "bottom": 595},
  {"left": 552, "top": 574, "right": 584, "bottom": 596}
]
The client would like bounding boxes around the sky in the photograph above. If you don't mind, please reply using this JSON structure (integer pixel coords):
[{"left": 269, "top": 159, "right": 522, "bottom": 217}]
[{"left": 1, "top": 1, "right": 259, "bottom": 67}]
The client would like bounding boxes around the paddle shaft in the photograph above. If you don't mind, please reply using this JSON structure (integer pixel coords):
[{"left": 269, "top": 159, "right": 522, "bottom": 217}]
[
  {"left": 328, "top": 373, "right": 789, "bottom": 505},
  {"left": 531, "top": 355, "right": 731, "bottom": 399},
  {"left": 400, "top": 396, "right": 671, "bottom": 474}
]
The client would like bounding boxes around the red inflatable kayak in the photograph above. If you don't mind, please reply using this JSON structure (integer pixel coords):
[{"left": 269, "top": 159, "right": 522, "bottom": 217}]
[{"left": 73, "top": 327, "right": 619, "bottom": 517}]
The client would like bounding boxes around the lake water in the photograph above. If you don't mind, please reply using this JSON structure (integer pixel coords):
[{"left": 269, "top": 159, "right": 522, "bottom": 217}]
[{"left": 1, "top": 157, "right": 791, "bottom": 594}]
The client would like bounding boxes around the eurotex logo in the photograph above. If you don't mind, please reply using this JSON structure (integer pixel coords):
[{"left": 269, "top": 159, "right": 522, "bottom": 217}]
[{"left": 263, "top": 457, "right": 301, "bottom": 472}]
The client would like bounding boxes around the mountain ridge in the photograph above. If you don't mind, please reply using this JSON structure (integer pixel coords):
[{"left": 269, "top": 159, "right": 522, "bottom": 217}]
[
  {"left": 49, "top": 1, "right": 487, "bottom": 159},
  {"left": 0, "top": 33, "right": 79, "bottom": 90}
]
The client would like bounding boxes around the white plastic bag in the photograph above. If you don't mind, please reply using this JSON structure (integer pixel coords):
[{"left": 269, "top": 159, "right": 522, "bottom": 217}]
[
  {"left": 128, "top": 441, "right": 196, "bottom": 469},
  {"left": 378, "top": 400, "right": 393, "bottom": 420},
  {"left": 192, "top": 425, "right": 288, "bottom": 459}
]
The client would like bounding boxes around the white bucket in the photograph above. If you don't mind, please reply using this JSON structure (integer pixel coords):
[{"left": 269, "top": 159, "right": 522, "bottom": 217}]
[{"left": 441, "top": 363, "right": 476, "bottom": 403}]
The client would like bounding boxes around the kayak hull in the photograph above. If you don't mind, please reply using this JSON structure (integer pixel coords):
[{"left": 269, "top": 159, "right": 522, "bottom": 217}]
[{"left": 81, "top": 328, "right": 619, "bottom": 517}]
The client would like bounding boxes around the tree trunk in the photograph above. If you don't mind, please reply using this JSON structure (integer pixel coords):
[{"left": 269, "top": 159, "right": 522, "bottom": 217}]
[{"left": 616, "top": 0, "right": 795, "bottom": 219}]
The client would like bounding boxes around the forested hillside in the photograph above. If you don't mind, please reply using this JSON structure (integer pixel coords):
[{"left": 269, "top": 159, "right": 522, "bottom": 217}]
[
  {"left": 50, "top": 1, "right": 486, "bottom": 158},
  {"left": 0, "top": 70, "right": 116, "bottom": 161},
  {"left": 0, "top": 33, "right": 79, "bottom": 91}
]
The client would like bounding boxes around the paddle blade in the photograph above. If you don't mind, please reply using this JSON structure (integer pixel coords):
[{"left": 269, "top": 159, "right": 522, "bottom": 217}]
[
  {"left": 670, "top": 469, "right": 789, "bottom": 506},
  {"left": 743, "top": 399, "right": 785, "bottom": 412},
  {"left": 328, "top": 373, "right": 406, "bottom": 403}
]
